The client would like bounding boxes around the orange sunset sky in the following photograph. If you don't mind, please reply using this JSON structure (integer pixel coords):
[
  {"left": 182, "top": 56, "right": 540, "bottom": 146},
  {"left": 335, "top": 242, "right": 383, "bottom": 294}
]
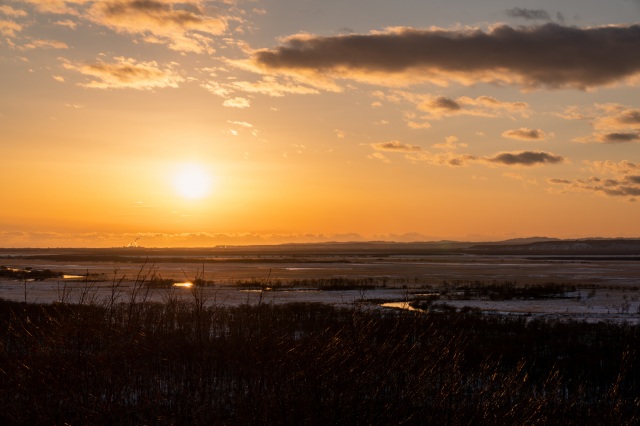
[{"left": 1, "top": 0, "right": 640, "bottom": 247}]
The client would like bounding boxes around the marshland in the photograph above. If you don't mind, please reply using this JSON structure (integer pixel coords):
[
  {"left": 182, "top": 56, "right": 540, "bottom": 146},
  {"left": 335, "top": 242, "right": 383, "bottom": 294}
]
[{"left": 1, "top": 244, "right": 639, "bottom": 424}]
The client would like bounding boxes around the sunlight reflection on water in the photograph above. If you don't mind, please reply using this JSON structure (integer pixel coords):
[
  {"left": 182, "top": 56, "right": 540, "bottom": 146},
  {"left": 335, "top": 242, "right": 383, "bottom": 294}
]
[
  {"left": 172, "top": 282, "right": 193, "bottom": 288},
  {"left": 380, "top": 301, "right": 425, "bottom": 312}
]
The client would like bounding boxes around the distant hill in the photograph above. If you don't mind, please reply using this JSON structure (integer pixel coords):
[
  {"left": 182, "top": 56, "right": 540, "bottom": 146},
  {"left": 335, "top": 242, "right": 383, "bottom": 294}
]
[
  {"left": 490, "top": 237, "right": 561, "bottom": 245},
  {"left": 466, "top": 239, "right": 640, "bottom": 255},
  {"left": 2, "top": 238, "right": 640, "bottom": 258}
]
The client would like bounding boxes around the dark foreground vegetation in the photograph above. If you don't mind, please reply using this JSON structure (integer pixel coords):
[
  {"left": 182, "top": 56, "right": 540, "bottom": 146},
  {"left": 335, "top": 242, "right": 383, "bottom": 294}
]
[{"left": 1, "top": 296, "right": 639, "bottom": 425}]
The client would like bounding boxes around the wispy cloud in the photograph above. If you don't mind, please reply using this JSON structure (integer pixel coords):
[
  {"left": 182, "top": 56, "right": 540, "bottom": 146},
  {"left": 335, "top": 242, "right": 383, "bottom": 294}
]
[
  {"left": 560, "top": 103, "right": 640, "bottom": 143},
  {"left": 418, "top": 94, "right": 529, "bottom": 118},
  {"left": 22, "top": 0, "right": 89, "bottom": 15},
  {"left": 370, "top": 137, "right": 564, "bottom": 168},
  {"left": 21, "top": 0, "right": 236, "bottom": 53},
  {"left": 548, "top": 160, "right": 640, "bottom": 201},
  {"left": 0, "top": 19, "right": 22, "bottom": 37},
  {"left": 252, "top": 23, "right": 640, "bottom": 90},
  {"left": 505, "top": 8, "right": 559, "bottom": 22},
  {"left": 88, "top": 0, "right": 229, "bottom": 53},
  {"left": 223, "top": 97, "right": 250, "bottom": 108},
  {"left": 231, "top": 76, "right": 320, "bottom": 97},
  {"left": 367, "top": 152, "right": 391, "bottom": 163},
  {"left": 23, "top": 39, "right": 69, "bottom": 49},
  {"left": 0, "top": 5, "right": 28, "bottom": 17},
  {"left": 227, "top": 120, "right": 253, "bottom": 128},
  {"left": 62, "top": 56, "right": 184, "bottom": 90},
  {"left": 55, "top": 19, "right": 78, "bottom": 29},
  {"left": 371, "top": 141, "right": 422, "bottom": 152},
  {"left": 383, "top": 92, "right": 530, "bottom": 129}
]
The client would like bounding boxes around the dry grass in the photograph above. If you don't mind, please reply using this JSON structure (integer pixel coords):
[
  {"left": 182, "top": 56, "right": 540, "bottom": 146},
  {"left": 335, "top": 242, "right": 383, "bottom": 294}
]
[{"left": 0, "top": 286, "right": 639, "bottom": 425}]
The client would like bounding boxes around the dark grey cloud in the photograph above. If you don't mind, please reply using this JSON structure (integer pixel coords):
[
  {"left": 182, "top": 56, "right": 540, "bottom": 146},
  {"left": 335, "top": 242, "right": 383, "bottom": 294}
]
[
  {"left": 431, "top": 96, "right": 461, "bottom": 111},
  {"left": 506, "top": 8, "right": 551, "bottom": 21},
  {"left": 618, "top": 109, "right": 640, "bottom": 125},
  {"left": 371, "top": 141, "right": 423, "bottom": 152},
  {"left": 253, "top": 23, "right": 640, "bottom": 89},
  {"left": 625, "top": 175, "right": 640, "bottom": 184},
  {"left": 487, "top": 151, "right": 564, "bottom": 166},
  {"left": 603, "top": 186, "right": 640, "bottom": 197},
  {"left": 548, "top": 178, "right": 571, "bottom": 184},
  {"left": 599, "top": 132, "right": 640, "bottom": 143}
]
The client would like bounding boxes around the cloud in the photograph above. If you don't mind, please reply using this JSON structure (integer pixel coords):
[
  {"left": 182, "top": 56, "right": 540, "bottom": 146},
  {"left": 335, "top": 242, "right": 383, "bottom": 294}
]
[
  {"left": 370, "top": 137, "right": 473, "bottom": 166},
  {"left": 407, "top": 121, "right": 432, "bottom": 129},
  {"left": 617, "top": 110, "right": 640, "bottom": 125},
  {"left": 428, "top": 96, "right": 461, "bottom": 111},
  {"left": 87, "top": 0, "right": 229, "bottom": 53},
  {"left": 231, "top": 76, "right": 320, "bottom": 97},
  {"left": 388, "top": 92, "right": 530, "bottom": 128},
  {"left": 505, "top": 8, "right": 552, "bottom": 21},
  {"left": 591, "top": 160, "right": 640, "bottom": 176},
  {"left": 548, "top": 160, "right": 640, "bottom": 200},
  {"left": 432, "top": 135, "right": 466, "bottom": 151},
  {"left": 371, "top": 140, "right": 422, "bottom": 152},
  {"left": 0, "top": 20, "right": 22, "bottom": 37},
  {"left": 0, "top": 5, "right": 28, "bottom": 17},
  {"left": 547, "top": 161, "right": 640, "bottom": 201},
  {"left": 201, "top": 80, "right": 231, "bottom": 97},
  {"left": 228, "top": 120, "right": 253, "bottom": 128},
  {"left": 55, "top": 19, "right": 78, "bottom": 29},
  {"left": 597, "top": 132, "right": 640, "bottom": 143},
  {"left": 62, "top": 56, "right": 184, "bottom": 90},
  {"left": 368, "top": 135, "right": 564, "bottom": 168},
  {"left": 405, "top": 151, "right": 477, "bottom": 167},
  {"left": 367, "top": 152, "right": 391, "bottom": 163},
  {"left": 252, "top": 23, "right": 640, "bottom": 90},
  {"left": 22, "top": 0, "right": 234, "bottom": 53},
  {"left": 593, "top": 105, "right": 640, "bottom": 130},
  {"left": 223, "top": 97, "right": 250, "bottom": 108},
  {"left": 486, "top": 151, "right": 564, "bottom": 166},
  {"left": 502, "top": 128, "right": 548, "bottom": 141},
  {"left": 23, "top": 39, "right": 69, "bottom": 49},
  {"left": 560, "top": 103, "right": 640, "bottom": 143},
  {"left": 547, "top": 178, "right": 571, "bottom": 184},
  {"left": 22, "top": 0, "right": 89, "bottom": 15}
]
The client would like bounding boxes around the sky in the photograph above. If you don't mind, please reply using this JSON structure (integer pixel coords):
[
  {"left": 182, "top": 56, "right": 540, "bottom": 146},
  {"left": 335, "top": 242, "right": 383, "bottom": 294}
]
[{"left": 1, "top": 0, "right": 640, "bottom": 247}]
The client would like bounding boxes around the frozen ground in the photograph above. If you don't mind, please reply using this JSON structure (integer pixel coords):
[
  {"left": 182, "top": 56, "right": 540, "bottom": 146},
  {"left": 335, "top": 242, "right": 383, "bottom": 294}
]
[{"left": 1, "top": 253, "right": 639, "bottom": 322}]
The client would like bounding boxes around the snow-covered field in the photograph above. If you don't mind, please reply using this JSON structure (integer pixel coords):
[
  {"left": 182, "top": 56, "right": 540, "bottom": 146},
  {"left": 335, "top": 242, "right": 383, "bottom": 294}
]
[{"left": 2, "top": 253, "right": 639, "bottom": 322}]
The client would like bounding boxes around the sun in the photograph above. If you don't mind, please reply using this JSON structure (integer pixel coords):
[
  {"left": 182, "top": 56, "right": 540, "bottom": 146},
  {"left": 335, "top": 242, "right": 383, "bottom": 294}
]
[{"left": 172, "top": 164, "right": 213, "bottom": 199}]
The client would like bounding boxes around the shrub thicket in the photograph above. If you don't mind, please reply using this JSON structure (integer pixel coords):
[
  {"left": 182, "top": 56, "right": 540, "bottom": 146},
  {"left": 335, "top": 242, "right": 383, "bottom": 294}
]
[{"left": 0, "top": 296, "right": 639, "bottom": 425}]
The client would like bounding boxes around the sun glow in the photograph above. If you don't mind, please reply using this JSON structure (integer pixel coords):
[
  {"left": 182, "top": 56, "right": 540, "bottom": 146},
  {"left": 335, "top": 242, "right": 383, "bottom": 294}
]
[{"left": 172, "top": 164, "right": 213, "bottom": 199}]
